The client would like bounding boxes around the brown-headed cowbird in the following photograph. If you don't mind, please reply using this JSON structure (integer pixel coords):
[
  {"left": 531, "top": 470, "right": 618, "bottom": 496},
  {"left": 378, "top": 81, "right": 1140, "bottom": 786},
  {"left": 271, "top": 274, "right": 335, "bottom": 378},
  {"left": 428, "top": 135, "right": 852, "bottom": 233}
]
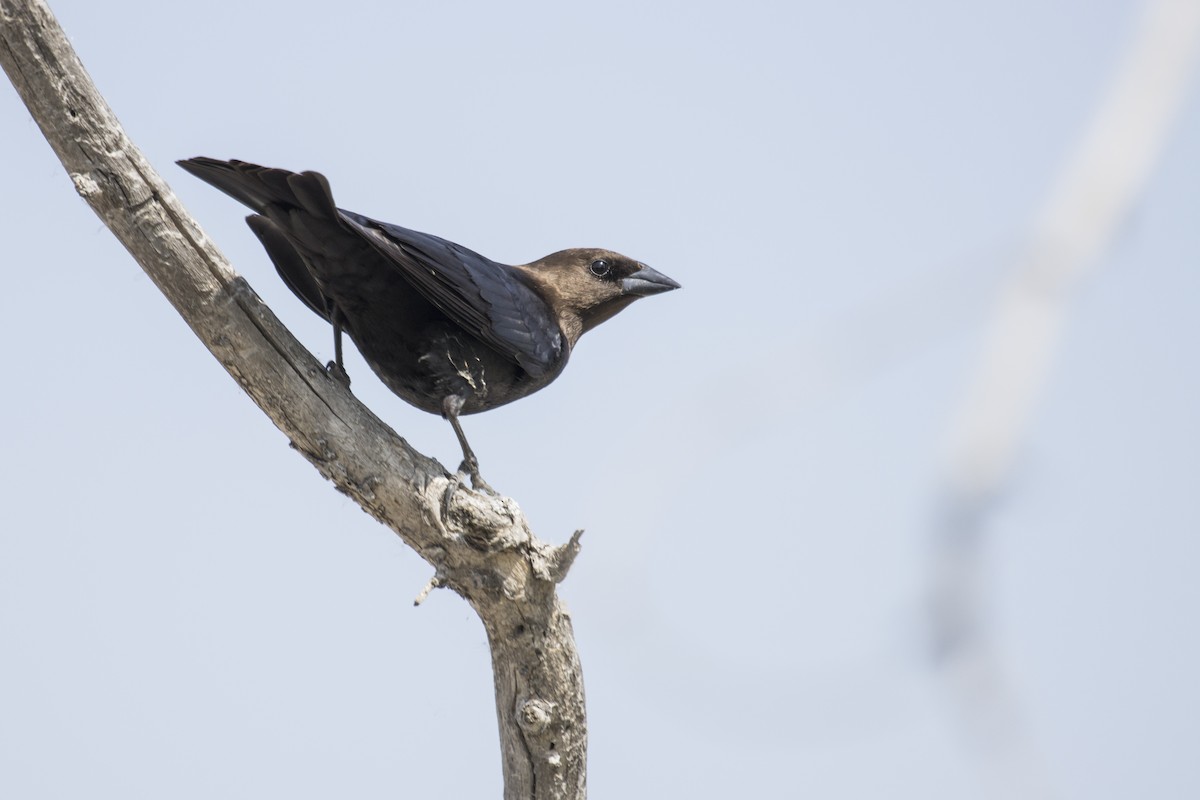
[{"left": 177, "top": 158, "right": 680, "bottom": 491}]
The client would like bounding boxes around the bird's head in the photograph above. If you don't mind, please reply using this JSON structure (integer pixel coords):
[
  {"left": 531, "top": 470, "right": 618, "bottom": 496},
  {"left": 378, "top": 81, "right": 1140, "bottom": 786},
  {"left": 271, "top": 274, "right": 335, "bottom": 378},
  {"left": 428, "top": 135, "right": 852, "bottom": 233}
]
[{"left": 516, "top": 248, "right": 681, "bottom": 346}]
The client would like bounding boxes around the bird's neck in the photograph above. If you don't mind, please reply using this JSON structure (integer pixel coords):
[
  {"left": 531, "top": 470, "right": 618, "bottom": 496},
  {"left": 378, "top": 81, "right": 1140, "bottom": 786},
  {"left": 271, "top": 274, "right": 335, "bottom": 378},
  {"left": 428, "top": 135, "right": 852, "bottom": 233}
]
[{"left": 556, "top": 311, "right": 585, "bottom": 349}]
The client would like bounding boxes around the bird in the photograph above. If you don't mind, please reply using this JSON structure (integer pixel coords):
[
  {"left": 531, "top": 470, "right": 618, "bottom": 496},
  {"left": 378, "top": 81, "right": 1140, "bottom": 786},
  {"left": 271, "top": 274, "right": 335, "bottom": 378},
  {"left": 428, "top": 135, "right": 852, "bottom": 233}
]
[{"left": 177, "top": 157, "right": 680, "bottom": 492}]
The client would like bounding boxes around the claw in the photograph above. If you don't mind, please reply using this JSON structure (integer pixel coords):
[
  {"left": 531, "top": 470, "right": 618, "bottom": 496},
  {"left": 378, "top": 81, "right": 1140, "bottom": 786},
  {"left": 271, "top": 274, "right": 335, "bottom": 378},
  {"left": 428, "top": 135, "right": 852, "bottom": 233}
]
[
  {"left": 325, "top": 359, "right": 351, "bottom": 389},
  {"left": 460, "top": 458, "right": 496, "bottom": 496},
  {"left": 440, "top": 457, "right": 498, "bottom": 519}
]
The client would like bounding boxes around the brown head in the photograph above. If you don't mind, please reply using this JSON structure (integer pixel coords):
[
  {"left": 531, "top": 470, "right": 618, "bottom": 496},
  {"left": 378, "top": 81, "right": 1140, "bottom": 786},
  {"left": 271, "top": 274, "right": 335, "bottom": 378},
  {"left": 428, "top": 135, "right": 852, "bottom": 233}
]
[{"left": 514, "top": 248, "right": 681, "bottom": 347}]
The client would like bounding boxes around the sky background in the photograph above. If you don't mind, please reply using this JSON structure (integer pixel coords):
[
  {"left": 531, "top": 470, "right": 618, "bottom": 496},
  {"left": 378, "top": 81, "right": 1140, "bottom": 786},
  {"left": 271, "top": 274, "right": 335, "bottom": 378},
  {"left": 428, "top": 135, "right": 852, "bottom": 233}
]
[{"left": 2, "top": 1, "right": 1199, "bottom": 798}]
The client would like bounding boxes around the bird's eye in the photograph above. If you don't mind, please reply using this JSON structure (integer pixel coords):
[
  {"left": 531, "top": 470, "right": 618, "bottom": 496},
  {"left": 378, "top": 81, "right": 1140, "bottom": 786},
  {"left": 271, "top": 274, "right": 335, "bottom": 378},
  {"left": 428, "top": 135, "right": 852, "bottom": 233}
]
[{"left": 590, "top": 259, "right": 611, "bottom": 277}]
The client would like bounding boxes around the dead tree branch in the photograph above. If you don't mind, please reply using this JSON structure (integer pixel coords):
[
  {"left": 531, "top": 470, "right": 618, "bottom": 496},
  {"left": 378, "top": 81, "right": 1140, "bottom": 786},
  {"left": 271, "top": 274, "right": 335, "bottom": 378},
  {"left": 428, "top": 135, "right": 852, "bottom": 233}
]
[{"left": 0, "top": 1, "right": 587, "bottom": 797}]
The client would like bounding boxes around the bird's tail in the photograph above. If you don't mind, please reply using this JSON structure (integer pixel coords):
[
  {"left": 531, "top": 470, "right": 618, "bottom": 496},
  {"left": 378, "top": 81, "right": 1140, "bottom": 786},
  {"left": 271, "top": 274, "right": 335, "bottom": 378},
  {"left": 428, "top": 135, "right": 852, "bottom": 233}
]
[
  {"left": 178, "top": 157, "right": 342, "bottom": 322},
  {"left": 176, "top": 157, "right": 339, "bottom": 221}
]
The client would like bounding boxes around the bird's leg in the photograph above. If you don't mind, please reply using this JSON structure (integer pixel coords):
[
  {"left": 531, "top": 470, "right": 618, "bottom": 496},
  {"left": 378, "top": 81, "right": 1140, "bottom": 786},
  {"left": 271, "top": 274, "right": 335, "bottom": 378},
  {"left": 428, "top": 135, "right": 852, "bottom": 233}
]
[
  {"left": 442, "top": 394, "right": 495, "bottom": 496},
  {"left": 325, "top": 305, "right": 352, "bottom": 388}
]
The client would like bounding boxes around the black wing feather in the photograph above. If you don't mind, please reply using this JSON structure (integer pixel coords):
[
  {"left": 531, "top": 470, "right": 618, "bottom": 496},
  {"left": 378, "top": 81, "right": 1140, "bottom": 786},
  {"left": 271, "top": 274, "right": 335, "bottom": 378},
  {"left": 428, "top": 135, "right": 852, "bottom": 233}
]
[
  {"left": 339, "top": 211, "right": 563, "bottom": 376},
  {"left": 245, "top": 214, "right": 333, "bottom": 321}
]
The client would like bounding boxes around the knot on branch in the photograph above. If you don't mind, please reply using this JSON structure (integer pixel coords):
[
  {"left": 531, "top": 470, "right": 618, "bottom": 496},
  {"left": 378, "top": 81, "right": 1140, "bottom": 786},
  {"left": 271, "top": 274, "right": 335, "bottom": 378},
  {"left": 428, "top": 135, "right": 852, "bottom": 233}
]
[
  {"left": 517, "top": 697, "right": 555, "bottom": 735},
  {"left": 442, "top": 486, "right": 528, "bottom": 552},
  {"left": 428, "top": 484, "right": 584, "bottom": 607}
]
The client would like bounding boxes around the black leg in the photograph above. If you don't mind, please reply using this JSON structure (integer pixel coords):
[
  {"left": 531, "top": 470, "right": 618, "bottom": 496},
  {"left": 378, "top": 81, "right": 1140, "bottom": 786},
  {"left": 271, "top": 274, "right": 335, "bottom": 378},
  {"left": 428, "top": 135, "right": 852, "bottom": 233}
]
[
  {"left": 326, "top": 304, "right": 352, "bottom": 388},
  {"left": 443, "top": 394, "right": 494, "bottom": 495}
]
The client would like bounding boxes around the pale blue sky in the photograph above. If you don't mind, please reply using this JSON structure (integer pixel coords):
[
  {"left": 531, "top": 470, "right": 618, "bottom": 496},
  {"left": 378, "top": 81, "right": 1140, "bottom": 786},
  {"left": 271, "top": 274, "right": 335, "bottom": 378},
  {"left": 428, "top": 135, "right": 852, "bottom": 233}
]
[{"left": 3, "top": 1, "right": 1198, "bottom": 798}]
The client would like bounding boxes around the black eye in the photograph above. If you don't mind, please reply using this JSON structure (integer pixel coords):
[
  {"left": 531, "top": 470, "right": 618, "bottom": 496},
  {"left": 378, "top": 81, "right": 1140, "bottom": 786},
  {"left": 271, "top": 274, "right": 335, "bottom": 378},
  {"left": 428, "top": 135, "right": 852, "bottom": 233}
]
[{"left": 590, "top": 259, "right": 611, "bottom": 277}]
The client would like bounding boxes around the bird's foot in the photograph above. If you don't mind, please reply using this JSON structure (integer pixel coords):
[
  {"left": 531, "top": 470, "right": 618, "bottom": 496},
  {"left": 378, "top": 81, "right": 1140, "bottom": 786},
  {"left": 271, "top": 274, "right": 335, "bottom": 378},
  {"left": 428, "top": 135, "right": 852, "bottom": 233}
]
[
  {"left": 325, "top": 360, "right": 351, "bottom": 389},
  {"left": 458, "top": 458, "right": 497, "bottom": 496},
  {"left": 440, "top": 462, "right": 497, "bottom": 514}
]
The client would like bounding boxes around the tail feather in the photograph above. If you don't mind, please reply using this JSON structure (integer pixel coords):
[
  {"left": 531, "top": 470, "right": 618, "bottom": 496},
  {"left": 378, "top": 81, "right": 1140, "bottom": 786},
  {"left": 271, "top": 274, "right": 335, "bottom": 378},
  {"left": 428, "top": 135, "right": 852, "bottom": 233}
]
[
  {"left": 176, "top": 157, "right": 339, "bottom": 222},
  {"left": 180, "top": 157, "right": 344, "bottom": 324}
]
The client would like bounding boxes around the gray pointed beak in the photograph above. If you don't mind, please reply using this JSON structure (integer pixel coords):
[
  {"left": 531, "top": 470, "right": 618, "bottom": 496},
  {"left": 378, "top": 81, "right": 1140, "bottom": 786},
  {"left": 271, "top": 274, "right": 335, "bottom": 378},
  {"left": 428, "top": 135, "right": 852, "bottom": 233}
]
[{"left": 621, "top": 264, "right": 681, "bottom": 296}]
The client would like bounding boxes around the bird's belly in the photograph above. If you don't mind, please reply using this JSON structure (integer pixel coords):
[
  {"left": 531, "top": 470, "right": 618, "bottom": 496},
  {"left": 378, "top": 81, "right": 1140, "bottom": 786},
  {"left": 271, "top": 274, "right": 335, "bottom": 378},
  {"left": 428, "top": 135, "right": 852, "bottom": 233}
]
[{"left": 351, "top": 321, "right": 540, "bottom": 416}]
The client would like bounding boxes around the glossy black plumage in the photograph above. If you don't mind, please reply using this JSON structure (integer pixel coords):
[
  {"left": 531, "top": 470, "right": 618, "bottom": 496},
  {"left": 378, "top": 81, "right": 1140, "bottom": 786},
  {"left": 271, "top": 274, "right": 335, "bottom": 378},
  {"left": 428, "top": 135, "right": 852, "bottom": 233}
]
[{"left": 177, "top": 157, "right": 680, "bottom": 488}]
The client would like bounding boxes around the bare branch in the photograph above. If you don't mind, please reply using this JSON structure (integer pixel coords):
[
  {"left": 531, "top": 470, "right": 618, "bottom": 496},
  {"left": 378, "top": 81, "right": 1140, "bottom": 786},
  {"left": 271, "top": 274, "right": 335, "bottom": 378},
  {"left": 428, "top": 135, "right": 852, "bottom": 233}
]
[{"left": 0, "top": 1, "right": 587, "bottom": 797}]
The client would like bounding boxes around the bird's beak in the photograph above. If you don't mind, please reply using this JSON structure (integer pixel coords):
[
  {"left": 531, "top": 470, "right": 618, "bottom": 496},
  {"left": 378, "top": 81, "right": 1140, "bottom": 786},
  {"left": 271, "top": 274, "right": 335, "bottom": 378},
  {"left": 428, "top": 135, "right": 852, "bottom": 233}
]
[{"left": 621, "top": 264, "right": 681, "bottom": 296}]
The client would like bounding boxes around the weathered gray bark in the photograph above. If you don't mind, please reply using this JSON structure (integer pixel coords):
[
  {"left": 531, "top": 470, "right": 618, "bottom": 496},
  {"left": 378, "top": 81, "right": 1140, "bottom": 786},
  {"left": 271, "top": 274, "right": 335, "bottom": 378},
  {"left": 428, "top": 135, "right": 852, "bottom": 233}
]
[{"left": 0, "top": 1, "right": 586, "bottom": 797}]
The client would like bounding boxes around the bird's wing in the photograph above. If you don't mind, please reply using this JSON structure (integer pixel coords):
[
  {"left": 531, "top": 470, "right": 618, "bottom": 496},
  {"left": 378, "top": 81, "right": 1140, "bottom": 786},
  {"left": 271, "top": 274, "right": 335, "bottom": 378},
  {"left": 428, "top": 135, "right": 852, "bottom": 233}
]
[
  {"left": 245, "top": 215, "right": 333, "bottom": 322},
  {"left": 338, "top": 211, "right": 564, "bottom": 377}
]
